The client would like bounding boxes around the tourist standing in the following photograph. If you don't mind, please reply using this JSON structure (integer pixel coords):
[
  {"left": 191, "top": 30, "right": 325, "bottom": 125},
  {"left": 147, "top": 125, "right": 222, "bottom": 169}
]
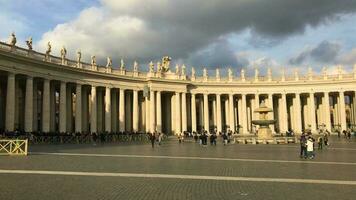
[
  {"left": 306, "top": 137, "right": 315, "bottom": 159},
  {"left": 317, "top": 135, "right": 323, "bottom": 150},
  {"left": 300, "top": 133, "right": 307, "bottom": 158},
  {"left": 149, "top": 133, "right": 155, "bottom": 148},
  {"left": 222, "top": 133, "right": 228, "bottom": 145}
]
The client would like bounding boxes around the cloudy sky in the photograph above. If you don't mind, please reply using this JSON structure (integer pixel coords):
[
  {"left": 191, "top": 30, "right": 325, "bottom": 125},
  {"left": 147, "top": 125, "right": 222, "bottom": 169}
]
[{"left": 1, "top": 0, "right": 356, "bottom": 76}]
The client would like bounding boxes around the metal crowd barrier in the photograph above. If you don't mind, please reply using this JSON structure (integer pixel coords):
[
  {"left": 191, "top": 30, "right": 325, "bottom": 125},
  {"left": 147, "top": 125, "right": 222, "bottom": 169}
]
[{"left": 0, "top": 139, "right": 28, "bottom": 156}]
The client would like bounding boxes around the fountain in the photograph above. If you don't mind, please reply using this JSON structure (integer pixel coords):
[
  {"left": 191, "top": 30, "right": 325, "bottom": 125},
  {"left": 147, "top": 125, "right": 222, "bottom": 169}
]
[{"left": 252, "top": 100, "right": 276, "bottom": 140}]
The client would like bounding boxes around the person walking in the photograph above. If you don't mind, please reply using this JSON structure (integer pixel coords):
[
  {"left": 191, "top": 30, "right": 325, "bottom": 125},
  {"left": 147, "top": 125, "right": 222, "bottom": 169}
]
[
  {"left": 158, "top": 133, "right": 163, "bottom": 145},
  {"left": 323, "top": 133, "right": 329, "bottom": 146}
]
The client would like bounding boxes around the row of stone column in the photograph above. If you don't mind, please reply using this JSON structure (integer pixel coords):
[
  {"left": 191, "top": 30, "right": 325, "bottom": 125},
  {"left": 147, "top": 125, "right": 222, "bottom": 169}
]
[{"left": 3, "top": 72, "right": 350, "bottom": 134}]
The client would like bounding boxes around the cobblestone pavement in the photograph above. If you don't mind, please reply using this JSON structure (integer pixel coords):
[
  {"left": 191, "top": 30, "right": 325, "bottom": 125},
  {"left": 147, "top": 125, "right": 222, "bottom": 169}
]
[{"left": 1, "top": 136, "right": 356, "bottom": 200}]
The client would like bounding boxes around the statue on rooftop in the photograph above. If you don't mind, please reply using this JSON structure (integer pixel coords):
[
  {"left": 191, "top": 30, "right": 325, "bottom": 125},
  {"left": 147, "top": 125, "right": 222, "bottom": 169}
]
[
  {"left": 157, "top": 62, "right": 162, "bottom": 73},
  {"left": 45, "top": 42, "right": 51, "bottom": 55},
  {"left": 182, "top": 64, "right": 186, "bottom": 75},
  {"left": 134, "top": 61, "right": 139, "bottom": 72},
  {"left": 120, "top": 59, "right": 125, "bottom": 71},
  {"left": 161, "top": 56, "right": 171, "bottom": 72},
  {"left": 60, "top": 46, "right": 67, "bottom": 65},
  {"left": 26, "top": 37, "right": 32, "bottom": 50},
  {"left": 241, "top": 69, "right": 245, "bottom": 80},
  {"left": 203, "top": 68, "right": 207, "bottom": 78},
  {"left": 76, "top": 50, "right": 82, "bottom": 65},
  {"left": 216, "top": 68, "right": 220, "bottom": 79},
  {"left": 91, "top": 55, "right": 96, "bottom": 67},
  {"left": 149, "top": 61, "right": 154, "bottom": 72},
  {"left": 228, "top": 68, "right": 233, "bottom": 79},
  {"left": 106, "top": 57, "right": 112, "bottom": 68},
  {"left": 9, "top": 32, "right": 16, "bottom": 46},
  {"left": 254, "top": 68, "right": 259, "bottom": 80},
  {"left": 192, "top": 67, "right": 196, "bottom": 77},
  {"left": 175, "top": 64, "right": 180, "bottom": 75}
]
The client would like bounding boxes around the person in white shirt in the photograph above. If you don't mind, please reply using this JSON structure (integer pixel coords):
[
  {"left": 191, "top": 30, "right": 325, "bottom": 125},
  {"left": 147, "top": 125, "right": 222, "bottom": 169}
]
[{"left": 306, "top": 137, "right": 315, "bottom": 159}]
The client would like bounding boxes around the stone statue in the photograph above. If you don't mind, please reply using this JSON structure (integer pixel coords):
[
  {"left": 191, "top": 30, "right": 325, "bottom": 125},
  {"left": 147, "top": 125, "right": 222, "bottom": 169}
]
[
  {"left": 106, "top": 57, "right": 112, "bottom": 68},
  {"left": 181, "top": 64, "right": 186, "bottom": 75},
  {"left": 157, "top": 62, "right": 162, "bottom": 72},
  {"left": 60, "top": 46, "right": 67, "bottom": 59},
  {"left": 228, "top": 68, "right": 233, "bottom": 79},
  {"left": 254, "top": 68, "right": 259, "bottom": 80},
  {"left": 120, "top": 59, "right": 125, "bottom": 70},
  {"left": 134, "top": 61, "right": 139, "bottom": 72},
  {"left": 203, "top": 68, "right": 207, "bottom": 77},
  {"left": 192, "top": 67, "right": 196, "bottom": 77},
  {"left": 45, "top": 42, "right": 51, "bottom": 61},
  {"left": 322, "top": 66, "right": 327, "bottom": 75},
  {"left": 26, "top": 37, "right": 32, "bottom": 50},
  {"left": 91, "top": 55, "right": 96, "bottom": 66},
  {"left": 175, "top": 64, "right": 180, "bottom": 75},
  {"left": 9, "top": 32, "right": 16, "bottom": 46},
  {"left": 46, "top": 42, "right": 51, "bottom": 55},
  {"left": 149, "top": 61, "right": 154, "bottom": 72},
  {"left": 216, "top": 68, "right": 220, "bottom": 79},
  {"left": 161, "top": 56, "right": 171, "bottom": 72},
  {"left": 77, "top": 50, "right": 82, "bottom": 64},
  {"left": 241, "top": 69, "right": 245, "bottom": 79}
]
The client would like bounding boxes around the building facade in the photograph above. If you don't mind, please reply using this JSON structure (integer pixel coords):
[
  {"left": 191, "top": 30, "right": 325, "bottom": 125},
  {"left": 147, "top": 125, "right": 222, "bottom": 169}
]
[{"left": 0, "top": 41, "right": 355, "bottom": 135}]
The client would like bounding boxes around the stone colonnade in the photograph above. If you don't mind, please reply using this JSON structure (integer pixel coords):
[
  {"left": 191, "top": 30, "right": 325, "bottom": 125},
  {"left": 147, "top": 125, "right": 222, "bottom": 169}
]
[{"left": 1, "top": 71, "right": 354, "bottom": 135}]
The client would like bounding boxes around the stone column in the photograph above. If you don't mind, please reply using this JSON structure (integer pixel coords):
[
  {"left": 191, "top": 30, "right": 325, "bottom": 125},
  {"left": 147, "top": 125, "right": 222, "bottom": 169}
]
[
  {"left": 90, "top": 86, "right": 97, "bottom": 133},
  {"left": 105, "top": 87, "right": 111, "bottom": 132},
  {"left": 111, "top": 90, "right": 118, "bottom": 132},
  {"left": 191, "top": 93, "right": 197, "bottom": 132},
  {"left": 119, "top": 89, "right": 125, "bottom": 132},
  {"left": 24, "top": 76, "right": 33, "bottom": 132},
  {"left": 241, "top": 94, "right": 248, "bottom": 134},
  {"left": 225, "top": 98, "right": 229, "bottom": 130},
  {"left": 145, "top": 96, "right": 150, "bottom": 132},
  {"left": 339, "top": 91, "right": 347, "bottom": 131},
  {"left": 294, "top": 93, "right": 302, "bottom": 134},
  {"left": 229, "top": 94, "right": 235, "bottom": 132},
  {"left": 324, "top": 92, "right": 331, "bottom": 131},
  {"left": 203, "top": 93, "right": 209, "bottom": 133},
  {"left": 216, "top": 94, "right": 222, "bottom": 133},
  {"left": 42, "top": 79, "right": 50, "bottom": 132},
  {"left": 59, "top": 81, "right": 66, "bottom": 133},
  {"left": 280, "top": 93, "right": 288, "bottom": 133},
  {"left": 254, "top": 93, "right": 260, "bottom": 120},
  {"left": 150, "top": 90, "right": 155, "bottom": 132},
  {"left": 5, "top": 73, "right": 15, "bottom": 131},
  {"left": 309, "top": 92, "right": 317, "bottom": 133},
  {"left": 267, "top": 93, "right": 275, "bottom": 133},
  {"left": 175, "top": 92, "right": 181, "bottom": 134},
  {"left": 156, "top": 91, "right": 161, "bottom": 132},
  {"left": 75, "top": 84, "right": 82, "bottom": 133},
  {"left": 181, "top": 92, "right": 187, "bottom": 132},
  {"left": 133, "top": 90, "right": 139, "bottom": 132}
]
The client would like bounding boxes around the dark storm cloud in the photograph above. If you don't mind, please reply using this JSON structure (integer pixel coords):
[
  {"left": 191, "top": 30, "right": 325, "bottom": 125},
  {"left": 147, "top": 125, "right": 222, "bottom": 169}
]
[
  {"left": 289, "top": 40, "right": 341, "bottom": 64},
  {"left": 42, "top": 0, "right": 356, "bottom": 68},
  {"left": 186, "top": 38, "right": 249, "bottom": 70}
]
